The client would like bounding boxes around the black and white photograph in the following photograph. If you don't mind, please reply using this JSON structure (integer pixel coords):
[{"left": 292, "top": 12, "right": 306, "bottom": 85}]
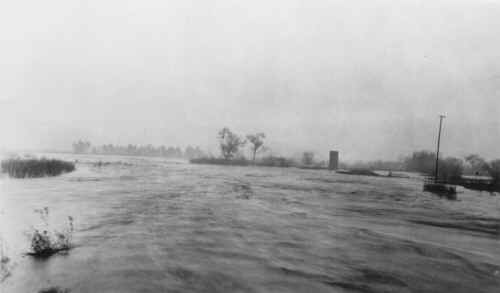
[{"left": 1, "top": 1, "right": 499, "bottom": 292}]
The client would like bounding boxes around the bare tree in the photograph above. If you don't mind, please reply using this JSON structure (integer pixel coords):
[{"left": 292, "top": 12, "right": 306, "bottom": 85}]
[
  {"left": 246, "top": 133, "right": 266, "bottom": 163},
  {"left": 218, "top": 127, "right": 246, "bottom": 160}
]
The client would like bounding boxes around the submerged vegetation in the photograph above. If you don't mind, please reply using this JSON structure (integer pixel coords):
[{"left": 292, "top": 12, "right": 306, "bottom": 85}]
[{"left": 1, "top": 158, "right": 75, "bottom": 178}]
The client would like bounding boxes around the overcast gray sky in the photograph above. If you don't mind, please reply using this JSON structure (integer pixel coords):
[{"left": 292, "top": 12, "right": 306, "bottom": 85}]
[{"left": 1, "top": 0, "right": 499, "bottom": 161}]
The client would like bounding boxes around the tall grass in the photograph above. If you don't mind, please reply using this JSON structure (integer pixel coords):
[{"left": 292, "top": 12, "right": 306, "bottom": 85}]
[{"left": 1, "top": 158, "right": 75, "bottom": 178}]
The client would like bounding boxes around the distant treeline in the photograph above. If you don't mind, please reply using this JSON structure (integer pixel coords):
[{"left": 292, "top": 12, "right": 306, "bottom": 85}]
[
  {"left": 72, "top": 140, "right": 205, "bottom": 159},
  {"left": 404, "top": 151, "right": 500, "bottom": 182},
  {"left": 344, "top": 151, "right": 500, "bottom": 189}
]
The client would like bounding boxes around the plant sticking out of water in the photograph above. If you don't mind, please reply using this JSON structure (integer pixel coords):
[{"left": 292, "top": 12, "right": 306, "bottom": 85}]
[
  {"left": 0, "top": 235, "right": 12, "bottom": 282},
  {"left": 28, "top": 207, "right": 74, "bottom": 258}
]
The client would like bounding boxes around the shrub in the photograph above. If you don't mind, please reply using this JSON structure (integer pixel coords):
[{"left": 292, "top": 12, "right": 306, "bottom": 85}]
[
  {"left": 258, "top": 156, "right": 294, "bottom": 168},
  {"left": 343, "top": 160, "right": 404, "bottom": 171},
  {"left": 438, "top": 157, "right": 464, "bottom": 182},
  {"left": 1, "top": 158, "right": 75, "bottom": 178},
  {"left": 190, "top": 157, "right": 250, "bottom": 166},
  {"left": 28, "top": 208, "right": 74, "bottom": 257},
  {"left": 1, "top": 236, "right": 11, "bottom": 282},
  {"left": 487, "top": 159, "right": 500, "bottom": 186},
  {"left": 403, "top": 150, "right": 436, "bottom": 174},
  {"left": 336, "top": 169, "right": 380, "bottom": 177},
  {"left": 190, "top": 155, "right": 297, "bottom": 168}
]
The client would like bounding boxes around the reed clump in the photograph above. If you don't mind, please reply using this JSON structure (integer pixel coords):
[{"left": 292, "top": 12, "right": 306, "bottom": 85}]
[{"left": 1, "top": 158, "right": 75, "bottom": 178}]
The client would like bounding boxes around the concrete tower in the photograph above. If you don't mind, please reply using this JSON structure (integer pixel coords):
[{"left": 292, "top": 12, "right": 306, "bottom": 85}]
[{"left": 329, "top": 151, "right": 339, "bottom": 170}]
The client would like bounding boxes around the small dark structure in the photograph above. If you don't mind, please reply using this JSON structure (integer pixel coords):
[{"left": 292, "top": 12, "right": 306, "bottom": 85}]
[
  {"left": 329, "top": 151, "right": 339, "bottom": 170},
  {"left": 423, "top": 178, "right": 457, "bottom": 200}
]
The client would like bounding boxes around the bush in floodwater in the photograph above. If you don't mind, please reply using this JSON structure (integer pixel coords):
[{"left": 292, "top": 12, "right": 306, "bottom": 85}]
[
  {"left": 258, "top": 155, "right": 294, "bottom": 167},
  {"left": 1, "top": 158, "right": 75, "bottom": 178},
  {"left": 190, "top": 156, "right": 250, "bottom": 166},
  {"left": 1, "top": 236, "right": 11, "bottom": 282},
  {"left": 29, "top": 208, "right": 74, "bottom": 257},
  {"left": 336, "top": 169, "right": 381, "bottom": 177},
  {"left": 438, "top": 157, "right": 464, "bottom": 182}
]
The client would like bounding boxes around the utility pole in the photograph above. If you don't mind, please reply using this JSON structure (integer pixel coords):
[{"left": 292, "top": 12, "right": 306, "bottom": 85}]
[{"left": 434, "top": 115, "right": 446, "bottom": 183}]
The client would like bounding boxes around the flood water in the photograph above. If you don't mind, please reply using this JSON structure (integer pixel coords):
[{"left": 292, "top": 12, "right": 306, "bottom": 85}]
[{"left": 1, "top": 154, "right": 499, "bottom": 292}]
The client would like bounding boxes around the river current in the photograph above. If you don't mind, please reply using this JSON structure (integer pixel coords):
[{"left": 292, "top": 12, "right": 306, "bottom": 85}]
[{"left": 1, "top": 154, "right": 499, "bottom": 292}]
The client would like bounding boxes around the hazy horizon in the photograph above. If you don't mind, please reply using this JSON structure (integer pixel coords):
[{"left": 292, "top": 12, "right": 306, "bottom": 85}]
[{"left": 2, "top": 0, "right": 500, "bottom": 161}]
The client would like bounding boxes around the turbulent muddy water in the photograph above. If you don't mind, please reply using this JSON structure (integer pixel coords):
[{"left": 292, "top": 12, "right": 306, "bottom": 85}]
[{"left": 1, "top": 154, "right": 499, "bottom": 292}]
